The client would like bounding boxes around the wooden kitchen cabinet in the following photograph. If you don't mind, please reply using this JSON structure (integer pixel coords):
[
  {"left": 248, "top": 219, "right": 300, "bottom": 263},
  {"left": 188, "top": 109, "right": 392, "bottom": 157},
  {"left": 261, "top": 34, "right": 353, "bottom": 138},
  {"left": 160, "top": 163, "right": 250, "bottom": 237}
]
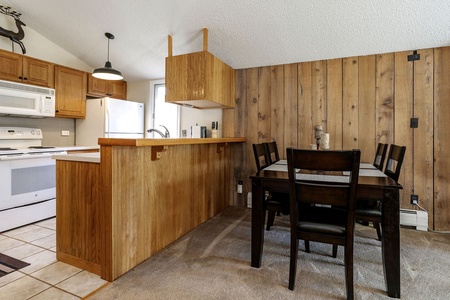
[
  {"left": 55, "top": 65, "right": 87, "bottom": 118},
  {"left": 0, "top": 49, "right": 55, "bottom": 88},
  {"left": 87, "top": 74, "right": 127, "bottom": 99},
  {"left": 165, "top": 51, "right": 235, "bottom": 108}
]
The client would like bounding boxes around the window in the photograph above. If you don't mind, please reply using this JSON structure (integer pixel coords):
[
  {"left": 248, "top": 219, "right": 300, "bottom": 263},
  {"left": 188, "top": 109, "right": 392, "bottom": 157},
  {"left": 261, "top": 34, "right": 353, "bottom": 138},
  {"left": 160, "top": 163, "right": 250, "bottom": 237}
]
[{"left": 149, "top": 80, "right": 180, "bottom": 138}]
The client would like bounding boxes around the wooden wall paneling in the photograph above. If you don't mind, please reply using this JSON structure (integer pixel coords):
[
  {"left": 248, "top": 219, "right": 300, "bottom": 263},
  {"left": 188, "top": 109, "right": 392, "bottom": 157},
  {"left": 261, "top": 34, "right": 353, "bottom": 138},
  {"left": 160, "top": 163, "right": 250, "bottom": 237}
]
[
  {"left": 375, "top": 53, "right": 395, "bottom": 147},
  {"left": 270, "top": 65, "right": 285, "bottom": 154},
  {"left": 413, "top": 48, "right": 434, "bottom": 226},
  {"left": 258, "top": 66, "right": 271, "bottom": 142},
  {"left": 312, "top": 60, "right": 327, "bottom": 133},
  {"left": 100, "top": 145, "right": 113, "bottom": 280},
  {"left": 233, "top": 69, "right": 247, "bottom": 206},
  {"left": 394, "top": 51, "right": 414, "bottom": 208},
  {"left": 284, "top": 63, "right": 298, "bottom": 149},
  {"left": 298, "top": 62, "right": 313, "bottom": 149},
  {"left": 246, "top": 68, "right": 260, "bottom": 201},
  {"left": 358, "top": 55, "right": 376, "bottom": 162},
  {"left": 326, "top": 58, "right": 343, "bottom": 150},
  {"left": 342, "top": 57, "right": 359, "bottom": 149},
  {"left": 433, "top": 47, "right": 450, "bottom": 230}
]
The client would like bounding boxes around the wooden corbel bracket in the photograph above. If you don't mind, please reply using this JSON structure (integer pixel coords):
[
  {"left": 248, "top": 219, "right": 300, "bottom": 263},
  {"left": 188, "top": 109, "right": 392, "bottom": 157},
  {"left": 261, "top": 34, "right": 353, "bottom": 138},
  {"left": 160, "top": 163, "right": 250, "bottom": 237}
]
[
  {"left": 217, "top": 143, "right": 228, "bottom": 153},
  {"left": 151, "top": 145, "right": 169, "bottom": 161}
]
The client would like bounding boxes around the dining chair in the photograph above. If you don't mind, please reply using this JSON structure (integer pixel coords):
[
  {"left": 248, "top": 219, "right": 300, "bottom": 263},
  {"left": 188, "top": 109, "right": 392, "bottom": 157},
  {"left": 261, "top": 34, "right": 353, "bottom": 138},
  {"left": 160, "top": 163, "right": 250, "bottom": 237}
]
[
  {"left": 373, "top": 143, "right": 388, "bottom": 170},
  {"left": 263, "top": 141, "right": 280, "bottom": 164},
  {"left": 286, "top": 148, "right": 360, "bottom": 299},
  {"left": 252, "top": 143, "right": 286, "bottom": 230},
  {"left": 356, "top": 144, "right": 406, "bottom": 240},
  {"left": 355, "top": 142, "right": 388, "bottom": 238}
]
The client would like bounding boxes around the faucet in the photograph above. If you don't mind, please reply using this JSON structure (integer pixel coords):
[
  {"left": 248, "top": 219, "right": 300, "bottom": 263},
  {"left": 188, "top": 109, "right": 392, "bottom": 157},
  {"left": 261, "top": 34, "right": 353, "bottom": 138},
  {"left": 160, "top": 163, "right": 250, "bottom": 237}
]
[{"left": 147, "top": 125, "right": 170, "bottom": 138}]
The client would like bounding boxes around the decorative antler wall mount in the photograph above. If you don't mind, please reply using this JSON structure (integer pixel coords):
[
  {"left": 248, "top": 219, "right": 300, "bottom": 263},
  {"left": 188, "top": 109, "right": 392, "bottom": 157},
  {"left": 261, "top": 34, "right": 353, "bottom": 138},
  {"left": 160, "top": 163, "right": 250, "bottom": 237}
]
[{"left": 0, "top": 5, "right": 27, "bottom": 54}]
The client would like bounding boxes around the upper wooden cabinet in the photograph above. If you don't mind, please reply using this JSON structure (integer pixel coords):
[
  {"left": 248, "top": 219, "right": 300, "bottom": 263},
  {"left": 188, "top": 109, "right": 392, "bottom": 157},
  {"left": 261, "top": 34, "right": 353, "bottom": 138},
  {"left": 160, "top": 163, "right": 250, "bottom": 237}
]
[
  {"left": 87, "top": 74, "right": 127, "bottom": 99},
  {"left": 165, "top": 51, "right": 235, "bottom": 109},
  {"left": 55, "top": 65, "right": 87, "bottom": 118},
  {"left": 0, "top": 49, "right": 55, "bottom": 88}
]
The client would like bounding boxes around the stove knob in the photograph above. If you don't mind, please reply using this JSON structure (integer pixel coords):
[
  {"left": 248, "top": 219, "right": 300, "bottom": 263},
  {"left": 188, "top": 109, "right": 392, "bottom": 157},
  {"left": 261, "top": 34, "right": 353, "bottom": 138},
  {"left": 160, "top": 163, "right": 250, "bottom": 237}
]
[
  {"left": 36, "top": 130, "right": 41, "bottom": 135},
  {"left": 31, "top": 130, "right": 35, "bottom": 135}
]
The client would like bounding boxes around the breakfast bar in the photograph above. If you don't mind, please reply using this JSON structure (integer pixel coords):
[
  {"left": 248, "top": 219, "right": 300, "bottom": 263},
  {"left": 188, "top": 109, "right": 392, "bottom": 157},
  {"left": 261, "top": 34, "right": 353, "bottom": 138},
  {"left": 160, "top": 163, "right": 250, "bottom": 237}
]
[{"left": 54, "top": 137, "right": 245, "bottom": 281}]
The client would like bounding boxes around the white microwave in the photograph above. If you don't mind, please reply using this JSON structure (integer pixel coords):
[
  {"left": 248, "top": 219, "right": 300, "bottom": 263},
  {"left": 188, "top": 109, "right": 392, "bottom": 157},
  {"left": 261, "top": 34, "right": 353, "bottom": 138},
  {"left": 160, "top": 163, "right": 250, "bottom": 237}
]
[{"left": 0, "top": 80, "right": 55, "bottom": 118}]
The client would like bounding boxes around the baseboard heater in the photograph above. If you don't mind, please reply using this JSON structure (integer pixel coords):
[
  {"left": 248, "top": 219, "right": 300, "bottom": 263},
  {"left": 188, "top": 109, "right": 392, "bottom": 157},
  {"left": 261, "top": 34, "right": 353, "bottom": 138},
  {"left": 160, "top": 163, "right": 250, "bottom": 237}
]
[{"left": 400, "top": 209, "right": 428, "bottom": 231}]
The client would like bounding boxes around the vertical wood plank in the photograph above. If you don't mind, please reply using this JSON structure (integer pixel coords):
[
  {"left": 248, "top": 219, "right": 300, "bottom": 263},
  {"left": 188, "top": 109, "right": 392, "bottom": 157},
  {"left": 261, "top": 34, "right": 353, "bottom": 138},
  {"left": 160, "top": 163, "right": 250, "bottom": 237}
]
[
  {"left": 413, "top": 48, "right": 434, "bottom": 227},
  {"left": 284, "top": 63, "right": 298, "bottom": 149},
  {"left": 233, "top": 69, "right": 247, "bottom": 206},
  {"left": 358, "top": 55, "right": 376, "bottom": 162},
  {"left": 270, "top": 65, "right": 285, "bottom": 154},
  {"left": 376, "top": 53, "right": 395, "bottom": 146},
  {"left": 434, "top": 46, "right": 450, "bottom": 230},
  {"left": 342, "top": 57, "right": 359, "bottom": 149},
  {"left": 312, "top": 60, "right": 327, "bottom": 131},
  {"left": 298, "top": 62, "right": 312, "bottom": 149},
  {"left": 326, "top": 58, "right": 343, "bottom": 150},
  {"left": 394, "top": 51, "right": 414, "bottom": 209},
  {"left": 258, "top": 66, "right": 271, "bottom": 142}
]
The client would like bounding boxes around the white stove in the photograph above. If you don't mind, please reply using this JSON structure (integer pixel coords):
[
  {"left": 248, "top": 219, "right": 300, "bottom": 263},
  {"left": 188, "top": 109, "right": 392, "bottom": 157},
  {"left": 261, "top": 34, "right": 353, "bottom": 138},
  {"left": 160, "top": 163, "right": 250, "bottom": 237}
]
[{"left": 0, "top": 127, "right": 67, "bottom": 232}]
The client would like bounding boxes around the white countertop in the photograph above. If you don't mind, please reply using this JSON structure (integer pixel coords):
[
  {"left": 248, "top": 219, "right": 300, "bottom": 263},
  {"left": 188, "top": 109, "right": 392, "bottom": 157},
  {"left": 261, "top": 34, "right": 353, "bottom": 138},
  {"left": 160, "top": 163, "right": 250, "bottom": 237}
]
[{"left": 52, "top": 152, "right": 100, "bottom": 163}]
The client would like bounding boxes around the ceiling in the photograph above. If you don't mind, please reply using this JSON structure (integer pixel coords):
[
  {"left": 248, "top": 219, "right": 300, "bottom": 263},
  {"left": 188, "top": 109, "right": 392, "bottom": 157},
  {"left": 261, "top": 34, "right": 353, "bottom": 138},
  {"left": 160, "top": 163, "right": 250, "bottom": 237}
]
[{"left": 2, "top": 0, "right": 450, "bottom": 82}]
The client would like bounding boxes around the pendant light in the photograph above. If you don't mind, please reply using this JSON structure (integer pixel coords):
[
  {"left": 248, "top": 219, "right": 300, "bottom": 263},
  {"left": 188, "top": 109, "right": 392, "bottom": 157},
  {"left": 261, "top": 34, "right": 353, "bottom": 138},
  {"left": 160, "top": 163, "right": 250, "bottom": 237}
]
[{"left": 93, "top": 32, "right": 123, "bottom": 80}]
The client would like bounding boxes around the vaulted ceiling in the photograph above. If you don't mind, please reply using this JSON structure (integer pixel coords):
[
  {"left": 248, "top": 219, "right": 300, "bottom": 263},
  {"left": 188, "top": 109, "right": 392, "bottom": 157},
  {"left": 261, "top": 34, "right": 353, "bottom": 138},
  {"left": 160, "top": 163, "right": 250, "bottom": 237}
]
[{"left": 2, "top": 0, "right": 450, "bottom": 82}]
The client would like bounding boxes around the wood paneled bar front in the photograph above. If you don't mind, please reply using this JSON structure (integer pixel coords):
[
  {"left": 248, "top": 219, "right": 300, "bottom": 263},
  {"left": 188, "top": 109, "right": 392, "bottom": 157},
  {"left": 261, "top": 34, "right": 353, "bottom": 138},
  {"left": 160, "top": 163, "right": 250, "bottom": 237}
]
[{"left": 55, "top": 137, "right": 245, "bottom": 281}]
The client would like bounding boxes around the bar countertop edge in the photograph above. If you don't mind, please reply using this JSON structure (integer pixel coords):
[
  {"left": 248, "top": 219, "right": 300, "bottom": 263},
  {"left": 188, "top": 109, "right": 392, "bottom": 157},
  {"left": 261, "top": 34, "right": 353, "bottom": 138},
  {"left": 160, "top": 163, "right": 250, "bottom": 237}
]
[{"left": 98, "top": 137, "right": 246, "bottom": 147}]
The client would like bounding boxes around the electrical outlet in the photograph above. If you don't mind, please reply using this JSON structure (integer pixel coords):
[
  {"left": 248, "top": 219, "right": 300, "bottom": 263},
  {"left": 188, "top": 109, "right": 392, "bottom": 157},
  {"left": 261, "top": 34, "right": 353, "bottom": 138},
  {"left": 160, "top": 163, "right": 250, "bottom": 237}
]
[
  {"left": 181, "top": 129, "right": 187, "bottom": 137},
  {"left": 410, "top": 194, "right": 419, "bottom": 205},
  {"left": 61, "top": 130, "right": 70, "bottom": 136},
  {"left": 237, "top": 180, "right": 243, "bottom": 194},
  {"left": 410, "top": 118, "right": 418, "bottom": 128}
]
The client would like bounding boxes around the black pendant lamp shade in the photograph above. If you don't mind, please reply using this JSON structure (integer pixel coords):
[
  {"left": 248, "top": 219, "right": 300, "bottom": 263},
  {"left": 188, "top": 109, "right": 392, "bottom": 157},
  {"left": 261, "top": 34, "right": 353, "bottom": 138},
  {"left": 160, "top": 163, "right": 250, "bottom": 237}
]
[{"left": 93, "top": 32, "right": 123, "bottom": 80}]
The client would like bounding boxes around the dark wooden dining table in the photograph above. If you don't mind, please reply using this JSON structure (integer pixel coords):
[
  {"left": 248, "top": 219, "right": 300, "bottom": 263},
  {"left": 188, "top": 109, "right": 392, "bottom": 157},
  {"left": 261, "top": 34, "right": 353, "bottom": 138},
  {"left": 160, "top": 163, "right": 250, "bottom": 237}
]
[{"left": 250, "top": 162, "right": 403, "bottom": 298}]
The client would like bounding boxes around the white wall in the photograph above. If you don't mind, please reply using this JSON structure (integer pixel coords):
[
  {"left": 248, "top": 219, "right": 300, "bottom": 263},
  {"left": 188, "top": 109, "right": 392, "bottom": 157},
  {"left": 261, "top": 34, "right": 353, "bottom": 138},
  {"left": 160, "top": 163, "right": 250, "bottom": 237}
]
[
  {"left": 0, "top": 16, "right": 92, "bottom": 71},
  {"left": 127, "top": 80, "right": 151, "bottom": 135},
  {"left": 180, "top": 107, "right": 222, "bottom": 138}
]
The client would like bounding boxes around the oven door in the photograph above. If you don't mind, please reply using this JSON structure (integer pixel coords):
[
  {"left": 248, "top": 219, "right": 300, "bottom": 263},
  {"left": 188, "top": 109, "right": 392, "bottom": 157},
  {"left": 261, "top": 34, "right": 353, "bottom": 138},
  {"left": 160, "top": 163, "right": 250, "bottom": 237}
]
[{"left": 0, "top": 156, "right": 56, "bottom": 210}]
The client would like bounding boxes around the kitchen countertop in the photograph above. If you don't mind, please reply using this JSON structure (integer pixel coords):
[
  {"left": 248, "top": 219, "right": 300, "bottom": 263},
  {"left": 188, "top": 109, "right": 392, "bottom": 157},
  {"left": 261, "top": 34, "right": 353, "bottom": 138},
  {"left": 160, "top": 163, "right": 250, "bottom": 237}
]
[
  {"left": 52, "top": 152, "right": 100, "bottom": 163},
  {"left": 98, "top": 137, "right": 246, "bottom": 147}
]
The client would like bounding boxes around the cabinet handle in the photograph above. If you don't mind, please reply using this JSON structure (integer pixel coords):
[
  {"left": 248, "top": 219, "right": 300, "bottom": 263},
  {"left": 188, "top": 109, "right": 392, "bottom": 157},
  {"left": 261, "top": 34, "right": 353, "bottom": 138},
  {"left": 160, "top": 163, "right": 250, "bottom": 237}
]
[
  {"left": 107, "top": 93, "right": 112, "bottom": 96},
  {"left": 23, "top": 77, "right": 28, "bottom": 80},
  {"left": 18, "top": 76, "right": 22, "bottom": 79},
  {"left": 55, "top": 110, "right": 59, "bottom": 113}
]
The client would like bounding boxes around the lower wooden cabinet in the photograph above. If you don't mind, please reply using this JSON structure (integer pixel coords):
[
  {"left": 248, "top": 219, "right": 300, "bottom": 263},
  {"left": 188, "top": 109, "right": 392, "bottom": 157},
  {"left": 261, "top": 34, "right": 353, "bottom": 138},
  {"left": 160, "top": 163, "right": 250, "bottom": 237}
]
[
  {"left": 87, "top": 74, "right": 127, "bottom": 99},
  {"left": 55, "top": 65, "right": 87, "bottom": 118}
]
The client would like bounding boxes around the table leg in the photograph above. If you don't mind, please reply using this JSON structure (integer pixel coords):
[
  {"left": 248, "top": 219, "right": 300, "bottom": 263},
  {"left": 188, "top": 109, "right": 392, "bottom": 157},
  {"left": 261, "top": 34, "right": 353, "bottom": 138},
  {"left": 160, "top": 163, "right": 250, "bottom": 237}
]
[
  {"left": 382, "top": 188, "right": 401, "bottom": 298},
  {"left": 251, "top": 179, "right": 265, "bottom": 268}
]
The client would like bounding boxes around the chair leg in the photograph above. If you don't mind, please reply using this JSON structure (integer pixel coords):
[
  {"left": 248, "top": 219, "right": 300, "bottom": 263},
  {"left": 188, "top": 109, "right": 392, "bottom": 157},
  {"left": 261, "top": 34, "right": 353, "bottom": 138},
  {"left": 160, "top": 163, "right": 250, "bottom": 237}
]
[
  {"left": 289, "top": 238, "right": 299, "bottom": 290},
  {"left": 332, "top": 244, "right": 338, "bottom": 258},
  {"left": 344, "top": 244, "right": 354, "bottom": 300},
  {"left": 374, "top": 222, "right": 382, "bottom": 241},
  {"left": 304, "top": 240, "right": 310, "bottom": 253},
  {"left": 266, "top": 211, "right": 276, "bottom": 231}
]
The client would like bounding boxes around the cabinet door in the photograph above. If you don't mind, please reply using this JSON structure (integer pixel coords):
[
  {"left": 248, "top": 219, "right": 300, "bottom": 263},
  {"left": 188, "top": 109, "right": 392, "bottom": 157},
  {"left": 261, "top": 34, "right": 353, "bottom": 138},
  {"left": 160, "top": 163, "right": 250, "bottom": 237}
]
[
  {"left": 87, "top": 74, "right": 109, "bottom": 97},
  {"left": 108, "top": 80, "right": 127, "bottom": 99},
  {"left": 55, "top": 65, "right": 87, "bottom": 118},
  {"left": 22, "top": 57, "right": 55, "bottom": 88},
  {"left": 0, "top": 49, "right": 22, "bottom": 83}
]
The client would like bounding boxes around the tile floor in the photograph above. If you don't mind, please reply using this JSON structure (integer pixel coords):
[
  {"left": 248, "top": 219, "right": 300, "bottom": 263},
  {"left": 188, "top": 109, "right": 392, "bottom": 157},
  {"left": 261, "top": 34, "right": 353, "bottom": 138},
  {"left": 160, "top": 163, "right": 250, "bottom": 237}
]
[{"left": 0, "top": 218, "right": 108, "bottom": 299}]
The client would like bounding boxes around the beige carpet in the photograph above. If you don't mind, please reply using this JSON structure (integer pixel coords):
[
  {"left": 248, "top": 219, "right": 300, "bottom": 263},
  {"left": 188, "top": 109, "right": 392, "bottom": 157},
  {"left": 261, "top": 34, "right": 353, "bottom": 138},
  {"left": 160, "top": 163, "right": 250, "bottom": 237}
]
[{"left": 89, "top": 207, "right": 450, "bottom": 300}]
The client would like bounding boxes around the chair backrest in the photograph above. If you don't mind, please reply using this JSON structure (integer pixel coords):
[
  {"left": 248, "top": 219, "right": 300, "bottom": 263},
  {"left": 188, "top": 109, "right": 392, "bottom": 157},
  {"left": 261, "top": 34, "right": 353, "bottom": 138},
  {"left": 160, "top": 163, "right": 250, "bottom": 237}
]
[
  {"left": 286, "top": 148, "right": 361, "bottom": 229},
  {"left": 252, "top": 143, "right": 270, "bottom": 172},
  {"left": 384, "top": 144, "right": 406, "bottom": 182},
  {"left": 264, "top": 141, "right": 280, "bottom": 164},
  {"left": 373, "top": 143, "right": 388, "bottom": 170}
]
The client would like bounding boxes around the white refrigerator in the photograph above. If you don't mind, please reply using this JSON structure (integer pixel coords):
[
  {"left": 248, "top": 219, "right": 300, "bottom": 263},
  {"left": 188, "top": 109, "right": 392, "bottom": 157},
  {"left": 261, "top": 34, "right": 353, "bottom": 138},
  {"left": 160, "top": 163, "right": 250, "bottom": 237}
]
[{"left": 76, "top": 97, "right": 145, "bottom": 146}]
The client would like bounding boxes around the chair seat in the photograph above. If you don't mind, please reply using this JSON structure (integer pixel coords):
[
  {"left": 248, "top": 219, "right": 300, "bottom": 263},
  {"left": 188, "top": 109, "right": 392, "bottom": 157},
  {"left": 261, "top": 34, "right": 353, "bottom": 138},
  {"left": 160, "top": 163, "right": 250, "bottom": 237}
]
[
  {"left": 356, "top": 208, "right": 381, "bottom": 218},
  {"left": 298, "top": 222, "right": 346, "bottom": 235}
]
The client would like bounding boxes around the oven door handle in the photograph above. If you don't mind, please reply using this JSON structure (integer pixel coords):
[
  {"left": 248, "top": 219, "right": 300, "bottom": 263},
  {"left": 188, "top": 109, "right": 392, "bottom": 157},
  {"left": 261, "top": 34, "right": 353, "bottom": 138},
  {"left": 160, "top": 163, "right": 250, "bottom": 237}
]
[{"left": 0, "top": 151, "right": 67, "bottom": 161}]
